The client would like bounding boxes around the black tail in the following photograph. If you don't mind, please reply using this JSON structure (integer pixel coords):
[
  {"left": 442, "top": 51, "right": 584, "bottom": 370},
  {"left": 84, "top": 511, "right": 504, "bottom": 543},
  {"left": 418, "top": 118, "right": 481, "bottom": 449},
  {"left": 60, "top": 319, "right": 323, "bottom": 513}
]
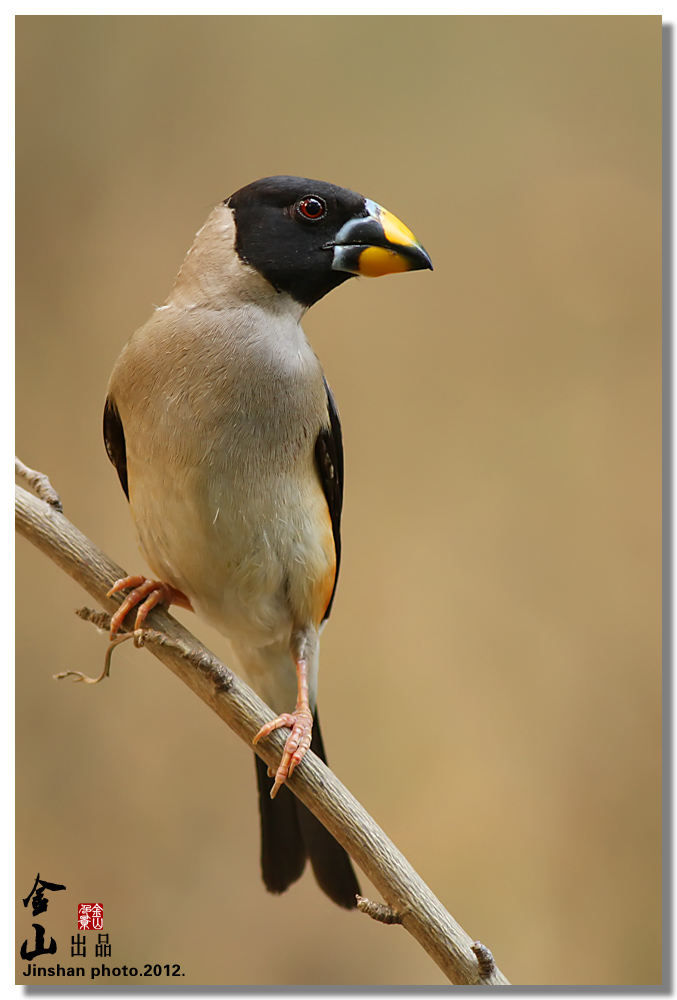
[{"left": 255, "top": 711, "right": 360, "bottom": 909}]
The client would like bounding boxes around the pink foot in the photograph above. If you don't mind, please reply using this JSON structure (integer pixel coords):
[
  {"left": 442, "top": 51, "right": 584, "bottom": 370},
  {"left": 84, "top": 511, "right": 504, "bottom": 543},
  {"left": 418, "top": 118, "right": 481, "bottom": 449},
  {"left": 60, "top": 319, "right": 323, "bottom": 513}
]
[
  {"left": 253, "top": 706, "right": 313, "bottom": 798},
  {"left": 106, "top": 575, "right": 193, "bottom": 637}
]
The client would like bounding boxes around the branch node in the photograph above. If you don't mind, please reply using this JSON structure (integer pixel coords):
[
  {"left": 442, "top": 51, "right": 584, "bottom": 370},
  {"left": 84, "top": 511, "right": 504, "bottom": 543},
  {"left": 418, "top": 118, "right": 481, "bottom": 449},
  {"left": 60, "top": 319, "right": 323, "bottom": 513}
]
[
  {"left": 190, "top": 649, "right": 234, "bottom": 692},
  {"left": 75, "top": 606, "right": 112, "bottom": 632},
  {"left": 472, "top": 940, "right": 496, "bottom": 980},
  {"left": 356, "top": 895, "right": 404, "bottom": 924},
  {"left": 16, "top": 457, "right": 63, "bottom": 512},
  {"left": 130, "top": 627, "right": 181, "bottom": 651}
]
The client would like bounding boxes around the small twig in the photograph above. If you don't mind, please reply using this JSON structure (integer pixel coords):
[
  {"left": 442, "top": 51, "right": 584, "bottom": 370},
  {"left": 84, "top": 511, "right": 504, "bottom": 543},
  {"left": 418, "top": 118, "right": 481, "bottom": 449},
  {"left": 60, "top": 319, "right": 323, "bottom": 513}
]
[
  {"left": 75, "top": 606, "right": 113, "bottom": 631},
  {"left": 55, "top": 631, "right": 134, "bottom": 684},
  {"left": 472, "top": 941, "right": 497, "bottom": 981},
  {"left": 15, "top": 457, "right": 63, "bottom": 512},
  {"left": 356, "top": 895, "right": 404, "bottom": 924},
  {"left": 61, "top": 610, "right": 208, "bottom": 685}
]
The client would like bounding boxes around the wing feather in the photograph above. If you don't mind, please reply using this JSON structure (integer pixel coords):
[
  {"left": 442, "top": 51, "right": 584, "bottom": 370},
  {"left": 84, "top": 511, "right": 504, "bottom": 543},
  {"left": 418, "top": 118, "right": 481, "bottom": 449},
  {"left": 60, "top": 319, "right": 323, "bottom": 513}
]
[
  {"left": 103, "top": 396, "right": 129, "bottom": 500},
  {"left": 314, "top": 378, "right": 344, "bottom": 622}
]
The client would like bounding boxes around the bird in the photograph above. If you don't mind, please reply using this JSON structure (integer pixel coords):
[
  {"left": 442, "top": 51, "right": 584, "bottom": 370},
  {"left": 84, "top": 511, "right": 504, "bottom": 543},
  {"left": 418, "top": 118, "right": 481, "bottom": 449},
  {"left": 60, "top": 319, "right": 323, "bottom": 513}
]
[{"left": 103, "top": 175, "right": 432, "bottom": 908}]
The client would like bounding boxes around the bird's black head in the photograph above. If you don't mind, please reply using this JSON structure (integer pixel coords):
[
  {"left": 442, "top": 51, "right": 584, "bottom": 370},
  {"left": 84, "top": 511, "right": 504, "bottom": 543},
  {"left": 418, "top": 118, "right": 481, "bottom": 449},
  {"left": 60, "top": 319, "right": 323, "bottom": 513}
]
[{"left": 226, "top": 175, "right": 432, "bottom": 308}]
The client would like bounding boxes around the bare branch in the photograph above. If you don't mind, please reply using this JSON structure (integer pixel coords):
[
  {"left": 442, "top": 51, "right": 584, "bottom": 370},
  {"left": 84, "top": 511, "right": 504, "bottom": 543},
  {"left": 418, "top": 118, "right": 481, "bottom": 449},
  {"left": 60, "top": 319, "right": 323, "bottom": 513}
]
[{"left": 15, "top": 474, "right": 510, "bottom": 986}]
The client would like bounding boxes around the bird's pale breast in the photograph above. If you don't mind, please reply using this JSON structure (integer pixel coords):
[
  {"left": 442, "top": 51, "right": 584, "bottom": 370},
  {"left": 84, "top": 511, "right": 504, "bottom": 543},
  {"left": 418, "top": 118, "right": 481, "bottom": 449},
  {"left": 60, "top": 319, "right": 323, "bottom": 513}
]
[{"left": 111, "top": 301, "right": 335, "bottom": 652}]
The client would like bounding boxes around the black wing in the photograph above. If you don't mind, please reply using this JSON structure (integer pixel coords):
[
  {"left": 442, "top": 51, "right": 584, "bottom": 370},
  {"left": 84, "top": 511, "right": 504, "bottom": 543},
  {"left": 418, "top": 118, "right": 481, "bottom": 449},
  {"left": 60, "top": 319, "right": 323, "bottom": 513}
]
[
  {"left": 103, "top": 396, "right": 129, "bottom": 500},
  {"left": 314, "top": 377, "right": 344, "bottom": 622}
]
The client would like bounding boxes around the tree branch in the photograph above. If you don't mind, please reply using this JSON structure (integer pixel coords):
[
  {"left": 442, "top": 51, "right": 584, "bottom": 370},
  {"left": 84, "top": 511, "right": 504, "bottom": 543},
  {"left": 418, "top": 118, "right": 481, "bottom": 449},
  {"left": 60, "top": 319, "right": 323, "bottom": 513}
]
[{"left": 15, "top": 475, "right": 510, "bottom": 986}]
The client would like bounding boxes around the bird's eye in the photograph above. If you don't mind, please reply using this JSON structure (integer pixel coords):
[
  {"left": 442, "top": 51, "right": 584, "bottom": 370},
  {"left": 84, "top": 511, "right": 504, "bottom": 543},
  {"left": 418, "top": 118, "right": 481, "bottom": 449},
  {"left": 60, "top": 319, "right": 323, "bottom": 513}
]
[{"left": 295, "top": 196, "right": 327, "bottom": 222}]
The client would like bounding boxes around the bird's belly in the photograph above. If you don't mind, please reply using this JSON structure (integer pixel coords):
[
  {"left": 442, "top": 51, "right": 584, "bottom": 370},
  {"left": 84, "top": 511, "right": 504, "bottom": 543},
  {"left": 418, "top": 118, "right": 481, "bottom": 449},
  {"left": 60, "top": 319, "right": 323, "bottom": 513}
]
[{"left": 129, "top": 462, "right": 335, "bottom": 650}]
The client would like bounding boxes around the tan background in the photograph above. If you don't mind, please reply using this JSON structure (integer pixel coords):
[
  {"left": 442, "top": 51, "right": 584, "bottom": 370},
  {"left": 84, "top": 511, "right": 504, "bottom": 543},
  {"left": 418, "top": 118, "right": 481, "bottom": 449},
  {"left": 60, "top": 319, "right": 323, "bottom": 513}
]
[{"left": 16, "top": 15, "right": 661, "bottom": 987}]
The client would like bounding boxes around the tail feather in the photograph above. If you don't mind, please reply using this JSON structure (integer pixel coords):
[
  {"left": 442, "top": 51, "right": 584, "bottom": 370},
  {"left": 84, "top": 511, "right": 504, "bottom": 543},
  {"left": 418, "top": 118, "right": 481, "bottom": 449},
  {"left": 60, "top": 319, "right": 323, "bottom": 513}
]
[
  {"left": 255, "top": 754, "right": 306, "bottom": 893},
  {"left": 255, "top": 711, "right": 360, "bottom": 908}
]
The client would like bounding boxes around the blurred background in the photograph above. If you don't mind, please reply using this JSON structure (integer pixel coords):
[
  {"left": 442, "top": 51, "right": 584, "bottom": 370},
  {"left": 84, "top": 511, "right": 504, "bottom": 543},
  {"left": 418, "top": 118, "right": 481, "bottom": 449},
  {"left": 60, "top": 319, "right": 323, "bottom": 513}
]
[{"left": 16, "top": 16, "right": 661, "bottom": 987}]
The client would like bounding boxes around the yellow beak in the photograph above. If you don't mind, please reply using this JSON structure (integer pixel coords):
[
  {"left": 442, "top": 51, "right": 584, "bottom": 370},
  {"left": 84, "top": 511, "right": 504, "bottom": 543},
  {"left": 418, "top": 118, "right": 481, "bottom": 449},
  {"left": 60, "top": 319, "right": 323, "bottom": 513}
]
[{"left": 331, "top": 199, "right": 432, "bottom": 277}]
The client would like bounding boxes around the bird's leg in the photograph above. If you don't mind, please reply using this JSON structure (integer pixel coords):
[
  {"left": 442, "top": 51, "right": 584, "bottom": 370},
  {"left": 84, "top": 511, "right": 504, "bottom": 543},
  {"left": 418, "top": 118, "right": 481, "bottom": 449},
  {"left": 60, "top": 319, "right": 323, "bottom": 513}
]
[
  {"left": 106, "top": 575, "right": 193, "bottom": 638},
  {"left": 253, "top": 647, "right": 314, "bottom": 799}
]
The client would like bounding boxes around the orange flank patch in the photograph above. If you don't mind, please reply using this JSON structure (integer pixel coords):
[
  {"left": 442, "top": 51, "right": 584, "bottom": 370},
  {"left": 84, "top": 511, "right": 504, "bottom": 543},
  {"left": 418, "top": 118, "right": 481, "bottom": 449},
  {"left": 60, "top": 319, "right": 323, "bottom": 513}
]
[{"left": 313, "top": 505, "right": 337, "bottom": 626}]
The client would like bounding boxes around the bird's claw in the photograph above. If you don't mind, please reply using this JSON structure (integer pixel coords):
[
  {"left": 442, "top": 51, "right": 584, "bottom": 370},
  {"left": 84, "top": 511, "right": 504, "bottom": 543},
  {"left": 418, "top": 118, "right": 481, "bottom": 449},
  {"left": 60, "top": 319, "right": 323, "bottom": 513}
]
[
  {"left": 253, "top": 707, "right": 314, "bottom": 798},
  {"left": 106, "top": 575, "right": 192, "bottom": 637}
]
